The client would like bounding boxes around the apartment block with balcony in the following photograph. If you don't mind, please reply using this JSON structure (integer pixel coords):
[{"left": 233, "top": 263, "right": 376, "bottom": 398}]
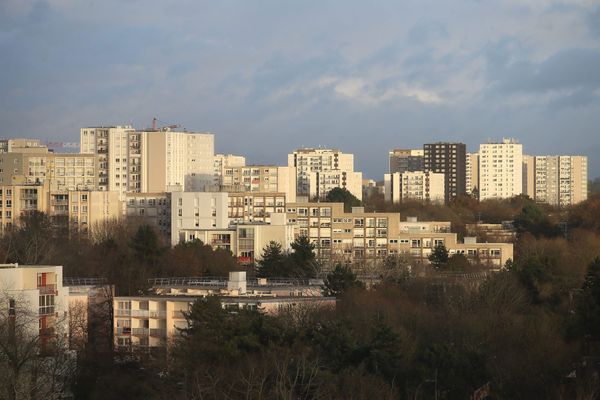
[
  {"left": 530, "top": 155, "right": 588, "bottom": 206},
  {"left": 308, "top": 169, "right": 363, "bottom": 201},
  {"left": 213, "top": 154, "right": 246, "bottom": 188},
  {"left": 384, "top": 171, "right": 445, "bottom": 204},
  {"left": 228, "top": 192, "right": 286, "bottom": 224},
  {"left": 478, "top": 138, "right": 523, "bottom": 200},
  {"left": 288, "top": 148, "right": 355, "bottom": 198},
  {"left": 285, "top": 202, "right": 401, "bottom": 269},
  {"left": 221, "top": 165, "right": 296, "bottom": 202},
  {"left": 173, "top": 216, "right": 294, "bottom": 265},
  {"left": 0, "top": 264, "right": 69, "bottom": 349},
  {"left": 114, "top": 272, "right": 335, "bottom": 351}
]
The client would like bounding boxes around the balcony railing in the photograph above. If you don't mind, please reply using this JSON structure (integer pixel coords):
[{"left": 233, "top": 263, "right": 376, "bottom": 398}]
[
  {"left": 38, "top": 284, "right": 57, "bottom": 295},
  {"left": 131, "top": 328, "right": 149, "bottom": 335},
  {"left": 149, "top": 310, "right": 166, "bottom": 318},
  {"left": 116, "top": 327, "right": 132, "bottom": 335},
  {"left": 115, "top": 309, "right": 131, "bottom": 316},
  {"left": 150, "top": 328, "right": 166, "bottom": 337}
]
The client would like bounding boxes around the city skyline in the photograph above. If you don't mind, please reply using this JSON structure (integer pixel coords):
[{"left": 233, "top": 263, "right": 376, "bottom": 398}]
[{"left": 1, "top": 1, "right": 599, "bottom": 180}]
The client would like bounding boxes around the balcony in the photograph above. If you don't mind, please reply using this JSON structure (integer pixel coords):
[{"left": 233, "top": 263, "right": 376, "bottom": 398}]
[
  {"left": 131, "top": 328, "right": 150, "bottom": 335},
  {"left": 149, "top": 310, "right": 166, "bottom": 318},
  {"left": 115, "top": 309, "right": 131, "bottom": 316},
  {"left": 172, "top": 310, "right": 187, "bottom": 319},
  {"left": 38, "top": 284, "right": 57, "bottom": 295},
  {"left": 116, "top": 327, "right": 132, "bottom": 335},
  {"left": 150, "top": 328, "right": 166, "bottom": 337}
]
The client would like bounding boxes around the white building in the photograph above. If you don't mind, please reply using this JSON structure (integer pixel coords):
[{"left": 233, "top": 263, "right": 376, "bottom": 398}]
[
  {"left": 0, "top": 264, "right": 69, "bottom": 345},
  {"left": 308, "top": 170, "right": 363, "bottom": 201},
  {"left": 288, "top": 148, "right": 356, "bottom": 197},
  {"left": 80, "top": 126, "right": 215, "bottom": 196},
  {"left": 384, "top": 171, "right": 445, "bottom": 204},
  {"left": 170, "top": 192, "right": 229, "bottom": 245},
  {"left": 532, "top": 155, "right": 588, "bottom": 206},
  {"left": 478, "top": 138, "right": 523, "bottom": 200},
  {"left": 220, "top": 165, "right": 297, "bottom": 202}
]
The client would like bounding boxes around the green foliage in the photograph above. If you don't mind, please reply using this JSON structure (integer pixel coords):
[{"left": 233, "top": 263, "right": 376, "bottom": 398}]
[
  {"left": 577, "top": 257, "right": 600, "bottom": 339},
  {"left": 323, "top": 263, "right": 365, "bottom": 296},
  {"left": 256, "top": 241, "right": 287, "bottom": 277},
  {"left": 289, "top": 235, "right": 318, "bottom": 278},
  {"left": 513, "top": 201, "right": 561, "bottom": 237},
  {"left": 325, "top": 187, "right": 361, "bottom": 212},
  {"left": 428, "top": 243, "right": 449, "bottom": 269}
]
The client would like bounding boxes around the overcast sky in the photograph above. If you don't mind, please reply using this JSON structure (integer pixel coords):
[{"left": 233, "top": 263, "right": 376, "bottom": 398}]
[{"left": 1, "top": 0, "right": 599, "bottom": 179}]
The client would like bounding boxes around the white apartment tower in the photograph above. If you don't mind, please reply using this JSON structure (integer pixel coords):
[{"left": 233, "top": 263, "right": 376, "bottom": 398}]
[
  {"left": 288, "top": 148, "right": 359, "bottom": 199},
  {"left": 81, "top": 126, "right": 214, "bottom": 196},
  {"left": 479, "top": 139, "right": 523, "bottom": 200}
]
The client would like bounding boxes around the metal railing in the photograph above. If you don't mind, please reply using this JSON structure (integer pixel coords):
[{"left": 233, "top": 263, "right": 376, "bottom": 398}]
[
  {"left": 38, "top": 284, "right": 57, "bottom": 295},
  {"left": 63, "top": 277, "right": 108, "bottom": 286},
  {"left": 131, "top": 328, "right": 149, "bottom": 335},
  {"left": 148, "top": 276, "right": 321, "bottom": 288}
]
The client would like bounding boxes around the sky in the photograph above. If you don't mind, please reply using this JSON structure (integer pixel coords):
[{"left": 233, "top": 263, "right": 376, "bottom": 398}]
[{"left": 1, "top": 0, "right": 600, "bottom": 180}]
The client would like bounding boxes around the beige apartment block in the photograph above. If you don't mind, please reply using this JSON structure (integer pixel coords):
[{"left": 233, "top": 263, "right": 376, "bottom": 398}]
[
  {"left": 308, "top": 169, "right": 363, "bottom": 201},
  {"left": 114, "top": 272, "right": 334, "bottom": 351},
  {"left": 384, "top": 171, "right": 445, "bottom": 204},
  {"left": 522, "top": 154, "right": 536, "bottom": 199},
  {"left": 288, "top": 148, "right": 356, "bottom": 197},
  {"left": 479, "top": 138, "right": 523, "bottom": 200},
  {"left": 173, "top": 217, "right": 294, "bottom": 264},
  {"left": 0, "top": 264, "right": 69, "bottom": 346},
  {"left": 0, "top": 138, "right": 46, "bottom": 153},
  {"left": 125, "top": 192, "right": 172, "bottom": 242},
  {"left": 221, "top": 165, "right": 296, "bottom": 202},
  {"left": 399, "top": 216, "right": 451, "bottom": 234},
  {"left": 81, "top": 126, "right": 214, "bottom": 195},
  {"left": 466, "top": 152, "right": 479, "bottom": 196},
  {"left": 213, "top": 154, "right": 246, "bottom": 188},
  {"left": 532, "top": 155, "right": 588, "bottom": 206},
  {"left": 0, "top": 182, "right": 120, "bottom": 235},
  {"left": 228, "top": 192, "right": 286, "bottom": 224},
  {"left": 0, "top": 150, "right": 99, "bottom": 191},
  {"left": 170, "top": 192, "right": 229, "bottom": 245},
  {"left": 285, "top": 202, "right": 401, "bottom": 268}
]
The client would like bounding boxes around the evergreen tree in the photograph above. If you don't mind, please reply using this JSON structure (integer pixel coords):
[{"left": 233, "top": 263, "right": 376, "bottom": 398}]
[
  {"left": 428, "top": 243, "right": 449, "bottom": 269},
  {"left": 323, "top": 263, "right": 364, "bottom": 296},
  {"left": 578, "top": 257, "right": 600, "bottom": 339},
  {"left": 325, "top": 187, "right": 361, "bottom": 212},
  {"left": 289, "top": 235, "right": 318, "bottom": 278},
  {"left": 256, "top": 241, "right": 287, "bottom": 277}
]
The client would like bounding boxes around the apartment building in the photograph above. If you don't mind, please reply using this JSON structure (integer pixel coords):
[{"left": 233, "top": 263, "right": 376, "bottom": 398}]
[
  {"left": 221, "top": 165, "right": 296, "bottom": 202},
  {"left": 384, "top": 171, "right": 445, "bottom": 204},
  {"left": 0, "top": 138, "right": 46, "bottom": 153},
  {"left": 114, "top": 272, "right": 334, "bottom": 351},
  {"left": 0, "top": 264, "right": 69, "bottom": 348},
  {"left": 308, "top": 169, "right": 363, "bottom": 201},
  {"left": 423, "top": 142, "right": 466, "bottom": 204},
  {"left": 81, "top": 126, "right": 215, "bottom": 195},
  {"left": 478, "top": 138, "right": 523, "bottom": 200},
  {"left": 285, "top": 202, "right": 401, "bottom": 268},
  {"left": 228, "top": 192, "right": 286, "bottom": 224},
  {"left": 170, "top": 192, "right": 229, "bottom": 245},
  {"left": 399, "top": 216, "right": 451, "bottom": 234},
  {"left": 0, "top": 149, "right": 98, "bottom": 191},
  {"left": 288, "top": 148, "right": 356, "bottom": 197},
  {"left": 466, "top": 153, "right": 479, "bottom": 196},
  {"left": 388, "top": 149, "right": 424, "bottom": 174},
  {"left": 213, "top": 154, "right": 246, "bottom": 188},
  {"left": 173, "top": 216, "right": 294, "bottom": 264},
  {"left": 125, "top": 192, "right": 172, "bottom": 242},
  {"left": 532, "top": 155, "right": 588, "bottom": 206},
  {"left": 0, "top": 182, "right": 120, "bottom": 235}
]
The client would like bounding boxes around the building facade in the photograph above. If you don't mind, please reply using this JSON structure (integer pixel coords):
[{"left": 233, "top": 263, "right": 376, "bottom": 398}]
[
  {"left": 423, "top": 142, "right": 466, "bottom": 204},
  {"left": 228, "top": 192, "right": 286, "bottom": 224},
  {"left": 221, "top": 165, "right": 296, "bottom": 202},
  {"left": 213, "top": 154, "right": 246, "bottom": 188},
  {"left": 388, "top": 149, "right": 424, "bottom": 174},
  {"left": 308, "top": 169, "right": 363, "bottom": 201},
  {"left": 288, "top": 148, "right": 355, "bottom": 197},
  {"left": 466, "top": 152, "right": 479, "bottom": 196},
  {"left": 384, "top": 171, "right": 445, "bottom": 204},
  {"left": 532, "top": 155, "right": 588, "bottom": 206},
  {"left": 170, "top": 192, "right": 229, "bottom": 245},
  {"left": 478, "top": 139, "right": 523, "bottom": 200}
]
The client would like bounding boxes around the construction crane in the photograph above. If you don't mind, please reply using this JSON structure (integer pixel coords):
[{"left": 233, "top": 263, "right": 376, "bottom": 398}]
[{"left": 151, "top": 117, "right": 181, "bottom": 131}]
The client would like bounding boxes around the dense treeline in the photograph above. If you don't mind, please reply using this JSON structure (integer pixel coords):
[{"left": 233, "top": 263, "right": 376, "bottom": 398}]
[{"left": 2, "top": 193, "right": 600, "bottom": 398}]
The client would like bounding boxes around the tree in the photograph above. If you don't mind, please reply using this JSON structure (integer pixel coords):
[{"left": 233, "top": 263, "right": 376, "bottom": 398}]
[
  {"left": 428, "top": 243, "right": 449, "bottom": 269},
  {"left": 288, "top": 236, "right": 318, "bottom": 278},
  {"left": 513, "top": 202, "right": 561, "bottom": 238},
  {"left": 325, "top": 187, "right": 361, "bottom": 212},
  {"left": 256, "top": 241, "right": 287, "bottom": 277},
  {"left": 323, "top": 264, "right": 364, "bottom": 296},
  {"left": 577, "top": 257, "right": 600, "bottom": 339},
  {"left": 129, "top": 224, "right": 165, "bottom": 270}
]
